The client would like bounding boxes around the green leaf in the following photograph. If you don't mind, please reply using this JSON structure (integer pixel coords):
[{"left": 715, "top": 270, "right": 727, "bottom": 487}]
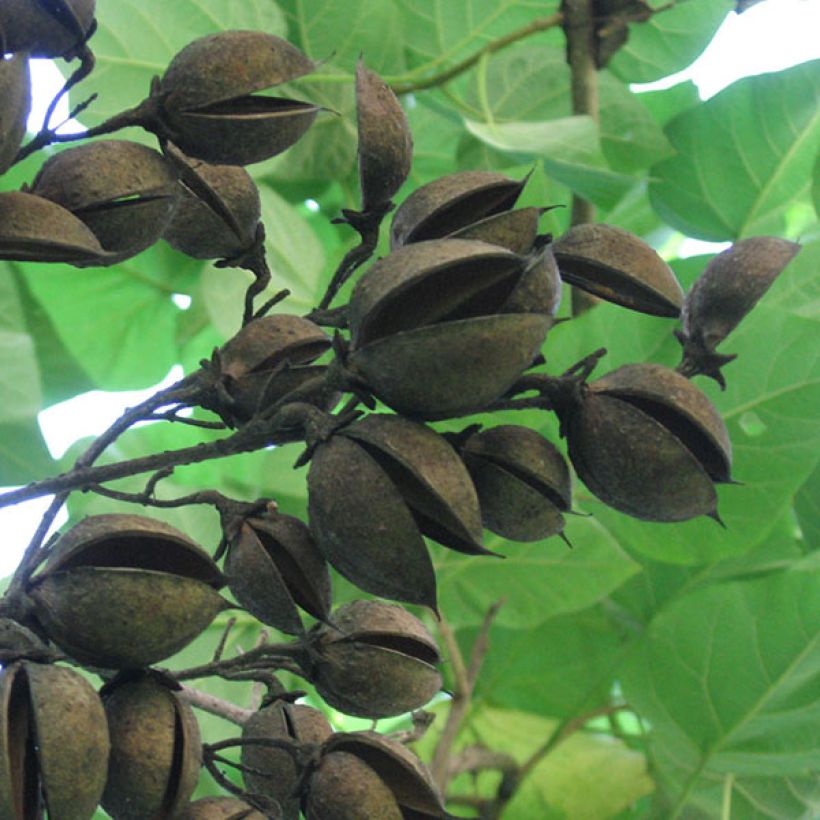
[
  {"left": 200, "top": 182, "right": 326, "bottom": 338},
  {"left": 794, "top": 461, "right": 820, "bottom": 551},
  {"left": 278, "top": 0, "right": 405, "bottom": 72},
  {"left": 650, "top": 62, "right": 820, "bottom": 241},
  {"left": 464, "top": 608, "right": 621, "bottom": 718},
  {"left": 434, "top": 512, "right": 639, "bottom": 629},
  {"left": 0, "top": 329, "right": 41, "bottom": 421},
  {"left": 465, "top": 116, "right": 635, "bottom": 209},
  {"left": 610, "top": 1, "right": 732, "bottom": 84},
  {"left": 621, "top": 570, "right": 820, "bottom": 816},
  {"left": 634, "top": 82, "right": 700, "bottom": 127},
  {"left": 404, "top": 96, "right": 462, "bottom": 185},
  {"left": 0, "top": 419, "right": 55, "bottom": 485},
  {"left": 18, "top": 244, "right": 193, "bottom": 391},
  {"left": 73, "top": 0, "right": 287, "bottom": 129}
]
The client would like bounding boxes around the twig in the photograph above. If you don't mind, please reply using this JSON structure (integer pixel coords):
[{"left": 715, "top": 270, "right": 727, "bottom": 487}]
[
  {"left": 391, "top": 13, "right": 564, "bottom": 94},
  {"left": 213, "top": 617, "right": 238, "bottom": 663},
  {"left": 179, "top": 684, "right": 253, "bottom": 726},
  {"left": 431, "top": 599, "right": 505, "bottom": 791},
  {"left": 172, "top": 640, "right": 308, "bottom": 683}
]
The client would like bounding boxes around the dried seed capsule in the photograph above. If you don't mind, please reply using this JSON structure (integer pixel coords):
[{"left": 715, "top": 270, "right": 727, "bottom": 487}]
[
  {"left": 158, "top": 31, "right": 320, "bottom": 165},
  {"left": 163, "top": 152, "right": 262, "bottom": 260},
  {"left": 31, "top": 140, "right": 180, "bottom": 264},
  {"left": 500, "top": 242, "right": 562, "bottom": 316},
  {"left": 241, "top": 700, "right": 332, "bottom": 819},
  {"left": 27, "top": 514, "right": 228, "bottom": 668},
  {"left": 449, "top": 206, "right": 541, "bottom": 254},
  {"left": 101, "top": 673, "right": 201, "bottom": 820},
  {"left": 309, "top": 600, "right": 442, "bottom": 718},
  {"left": 178, "top": 797, "right": 266, "bottom": 820},
  {"left": 0, "top": 0, "right": 96, "bottom": 58},
  {"left": 0, "top": 661, "right": 109, "bottom": 820},
  {"left": 0, "top": 54, "right": 31, "bottom": 176},
  {"left": 356, "top": 60, "right": 412, "bottom": 211},
  {"left": 0, "top": 190, "right": 107, "bottom": 266},
  {"left": 225, "top": 512, "right": 332, "bottom": 635},
  {"left": 390, "top": 170, "right": 528, "bottom": 248},
  {"left": 678, "top": 237, "right": 801, "bottom": 385},
  {"left": 553, "top": 223, "right": 684, "bottom": 317},
  {"left": 462, "top": 425, "right": 572, "bottom": 541}
]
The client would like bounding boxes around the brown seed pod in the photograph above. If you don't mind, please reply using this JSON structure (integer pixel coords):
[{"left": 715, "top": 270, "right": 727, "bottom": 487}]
[
  {"left": 309, "top": 600, "right": 442, "bottom": 719},
  {"left": 101, "top": 673, "right": 201, "bottom": 820},
  {"left": 0, "top": 190, "right": 108, "bottom": 266},
  {"left": 162, "top": 151, "right": 262, "bottom": 260},
  {"left": 355, "top": 59, "right": 412, "bottom": 212},
  {"left": 462, "top": 425, "right": 572, "bottom": 541},
  {"left": 678, "top": 237, "right": 801, "bottom": 385},
  {"left": 553, "top": 223, "right": 684, "bottom": 317},
  {"left": 241, "top": 700, "right": 332, "bottom": 820},
  {"left": 0, "top": 661, "right": 109, "bottom": 820},
  {"left": 449, "top": 205, "right": 542, "bottom": 254},
  {"left": 27, "top": 514, "right": 227, "bottom": 669},
  {"left": 158, "top": 31, "right": 320, "bottom": 165},
  {"left": 500, "top": 242, "right": 562, "bottom": 316},
  {"left": 225, "top": 512, "right": 332, "bottom": 635},
  {"left": 0, "top": 54, "right": 31, "bottom": 176},
  {"left": 558, "top": 364, "right": 731, "bottom": 522},
  {"left": 0, "top": 0, "right": 96, "bottom": 58},
  {"left": 31, "top": 140, "right": 180, "bottom": 264},
  {"left": 178, "top": 796, "right": 266, "bottom": 820},
  {"left": 390, "top": 170, "right": 528, "bottom": 248}
]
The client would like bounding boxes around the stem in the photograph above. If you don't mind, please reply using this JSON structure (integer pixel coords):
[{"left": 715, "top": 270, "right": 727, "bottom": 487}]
[
  {"left": 173, "top": 640, "right": 308, "bottom": 682},
  {"left": 391, "top": 13, "right": 564, "bottom": 94},
  {"left": 179, "top": 684, "right": 253, "bottom": 726}
]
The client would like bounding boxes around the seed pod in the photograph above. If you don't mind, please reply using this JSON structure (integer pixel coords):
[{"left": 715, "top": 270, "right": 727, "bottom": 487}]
[
  {"left": 178, "top": 797, "right": 266, "bottom": 820},
  {"left": 462, "top": 425, "right": 572, "bottom": 541},
  {"left": 0, "top": 618, "right": 48, "bottom": 661},
  {"left": 158, "top": 31, "right": 320, "bottom": 165},
  {"left": 162, "top": 152, "right": 262, "bottom": 259},
  {"left": 309, "top": 600, "right": 442, "bottom": 719},
  {"left": 678, "top": 237, "right": 801, "bottom": 384},
  {"left": 0, "top": 54, "right": 31, "bottom": 176},
  {"left": 390, "top": 170, "right": 528, "bottom": 248},
  {"left": 27, "top": 514, "right": 227, "bottom": 669},
  {"left": 500, "top": 242, "right": 562, "bottom": 316},
  {"left": 559, "top": 364, "right": 731, "bottom": 522},
  {"left": 356, "top": 60, "right": 412, "bottom": 211},
  {"left": 308, "top": 414, "right": 488, "bottom": 610},
  {"left": 0, "top": 661, "right": 109, "bottom": 820},
  {"left": 316, "top": 731, "right": 447, "bottom": 817},
  {"left": 101, "top": 673, "right": 201, "bottom": 820},
  {"left": 241, "top": 700, "right": 332, "bottom": 819},
  {"left": 553, "top": 223, "right": 684, "bottom": 317},
  {"left": 0, "top": 190, "right": 108, "bottom": 266},
  {"left": 0, "top": 0, "right": 96, "bottom": 59},
  {"left": 31, "top": 140, "right": 179, "bottom": 264},
  {"left": 449, "top": 205, "right": 541, "bottom": 254},
  {"left": 225, "top": 512, "right": 332, "bottom": 635}
]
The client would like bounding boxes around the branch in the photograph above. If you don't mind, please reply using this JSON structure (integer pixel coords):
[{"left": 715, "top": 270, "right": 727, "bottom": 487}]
[
  {"left": 179, "top": 684, "right": 254, "bottom": 726},
  {"left": 391, "top": 13, "right": 564, "bottom": 94}
]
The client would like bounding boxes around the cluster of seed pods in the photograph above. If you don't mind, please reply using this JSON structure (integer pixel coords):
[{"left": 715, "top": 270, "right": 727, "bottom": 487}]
[{"left": 0, "top": 7, "right": 803, "bottom": 818}]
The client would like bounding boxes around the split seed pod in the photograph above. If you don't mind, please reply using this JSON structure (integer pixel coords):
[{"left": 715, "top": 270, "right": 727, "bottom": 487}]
[
  {"left": 158, "top": 31, "right": 320, "bottom": 165},
  {"left": 306, "top": 731, "right": 447, "bottom": 819},
  {"left": 462, "top": 425, "right": 572, "bottom": 541},
  {"left": 356, "top": 60, "right": 412, "bottom": 212},
  {"left": 678, "top": 237, "right": 801, "bottom": 386},
  {"left": 348, "top": 238, "right": 552, "bottom": 419},
  {"left": 162, "top": 149, "right": 262, "bottom": 260},
  {"left": 0, "top": 661, "right": 109, "bottom": 820},
  {"left": 390, "top": 170, "right": 528, "bottom": 248},
  {"left": 308, "top": 413, "right": 488, "bottom": 610},
  {"left": 31, "top": 140, "right": 180, "bottom": 264},
  {"left": 0, "top": 190, "right": 107, "bottom": 266},
  {"left": 561, "top": 363, "right": 731, "bottom": 522},
  {"left": 101, "top": 674, "right": 201, "bottom": 820},
  {"left": 0, "top": 54, "right": 31, "bottom": 176},
  {"left": 308, "top": 600, "right": 442, "bottom": 719},
  {"left": 449, "top": 206, "right": 542, "bottom": 254},
  {"left": 178, "top": 797, "right": 266, "bottom": 820},
  {"left": 27, "top": 513, "right": 227, "bottom": 668},
  {"left": 0, "top": 0, "right": 96, "bottom": 59},
  {"left": 553, "top": 223, "right": 684, "bottom": 317},
  {"left": 241, "top": 699, "right": 332, "bottom": 819},
  {"left": 225, "top": 511, "right": 332, "bottom": 635}
]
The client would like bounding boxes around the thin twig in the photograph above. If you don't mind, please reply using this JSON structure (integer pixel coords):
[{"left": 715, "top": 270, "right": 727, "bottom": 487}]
[{"left": 179, "top": 684, "right": 253, "bottom": 726}]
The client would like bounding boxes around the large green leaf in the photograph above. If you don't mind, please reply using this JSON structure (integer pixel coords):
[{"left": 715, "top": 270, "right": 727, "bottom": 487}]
[
  {"left": 610, "top": 1, "right": 732, "bottom": 84},
  {"left": 434, "top": 513, "right": 639, "bottom": 629},
  {"left": 73, "top": 0, "right": 286, "bottom": 129},
  {"left": 794, "top": 461, "right": 820, "bottom": 551},
  {"left": 650, "top": 61, "right": 820, "bottom": 241},
  {"left": 621, "top": 570, "right": 820, "bottom": 816}
]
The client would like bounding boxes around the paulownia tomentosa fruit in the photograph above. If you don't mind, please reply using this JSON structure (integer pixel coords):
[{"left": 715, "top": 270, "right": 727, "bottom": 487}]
[{"left": 0, "top": 0, "right": 96, "bottom": 59}]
